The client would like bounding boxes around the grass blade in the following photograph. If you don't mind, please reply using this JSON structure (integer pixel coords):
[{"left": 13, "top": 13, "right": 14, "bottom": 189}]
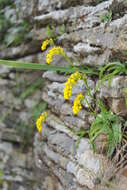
[{"left": 0, "top": 59, "right": 99, "bottom": 75}]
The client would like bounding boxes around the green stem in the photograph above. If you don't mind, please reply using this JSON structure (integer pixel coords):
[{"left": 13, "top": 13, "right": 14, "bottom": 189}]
[
  {"left": 0, "top": 59, "right": 77, "bottom": 73},
  {"left": 84, "top": 97, "right": 96, "bottom": 116},
  {"left": 82, "top": 75, "right": 96, "bottom": 108},
  {"left": 63, "top": 53, "right": 74, "bottom": 66}
]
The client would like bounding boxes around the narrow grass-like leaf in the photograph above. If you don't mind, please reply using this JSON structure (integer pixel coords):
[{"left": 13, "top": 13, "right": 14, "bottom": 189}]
[{"left": 0, "top": 59, "right": 99, "bottom": 75}]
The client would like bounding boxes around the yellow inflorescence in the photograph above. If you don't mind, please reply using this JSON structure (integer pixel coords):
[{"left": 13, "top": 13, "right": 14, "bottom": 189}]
[
  {"left": 72, "top": 93, "right": 84, "bottom": 115},
  {"left": 36, "top": 112, "right": 47, "bottom": 133},
  {"left": 46, "top": 46, "right": 65, "bottom": 64},
  {"left": 64, "top": 72, "right": 82, "bottom": 100},
  {"left": 41, "top": 38, "right": 53, "bottom": 51}
]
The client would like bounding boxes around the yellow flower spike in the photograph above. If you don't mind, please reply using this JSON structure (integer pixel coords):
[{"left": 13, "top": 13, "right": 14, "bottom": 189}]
[
  {"left": 41, "top": 38, "right": 53, "bottom": 51},
  {"left": 72, "top": 93, "right": 84, "bottom": 115},
  {"left": 36, "top": 112, "right": 47, "bottom": 133},
  {"left": 64, "top": 72, "right": 82, "bottom": 100},
  {"left": 46, "top": 46, "right": 65, "bottom": 64}
]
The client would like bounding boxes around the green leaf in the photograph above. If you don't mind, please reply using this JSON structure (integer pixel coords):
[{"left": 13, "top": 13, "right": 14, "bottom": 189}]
[
  {"left": 46, "top": 25, "right": 54, "bottom": 38},
  {"left": 0, "top": 59, "right": 77, "bottom": 72},
  {"left": 112, "top": 123, "right": 122, "bottom": 144},
  {"left": 0, "top": 59, "right": 99, "bottom": 76},
  {"left": 89, "top": 102, "right": 123, "bottom": 157},
  {"left": 32, "top": 101, "right": 48, "bottom": 122},
  {"left": 58, "top": 24, "right": 66, "bottom": 35}
]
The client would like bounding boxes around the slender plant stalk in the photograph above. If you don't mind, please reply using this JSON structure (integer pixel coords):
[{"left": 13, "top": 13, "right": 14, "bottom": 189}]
[{"left": 0, "top": 59, "right": 98, "bottom": 75}]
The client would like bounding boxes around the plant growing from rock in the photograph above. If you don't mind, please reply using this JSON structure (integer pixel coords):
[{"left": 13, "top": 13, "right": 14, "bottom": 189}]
[
  {"left": 0, "top": 38, "right": 126, "bottom": 157},
  {"left": 100, "top": 10, "right": 112, "bottom": 23},
  {"left": 98, "top": 61, "right": 127, "bottom": 87},
  {"left": 4, "top": 20, "right": 32, "bottom": 47},
  {"left": 0, "top": 13, "right": 11, "bottom": 42},
  {"left": 89, "top": 100, "right": 123, "bottom": 156},
  {"left": 0, "top": 0, "right": 13, "bottom": 9},
  {"left": 46, "top": 23, "right": 66, "bottom": 39}
]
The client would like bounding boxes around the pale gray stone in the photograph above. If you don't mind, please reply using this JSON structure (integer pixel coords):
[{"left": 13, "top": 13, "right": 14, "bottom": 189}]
[
  {"left": 74, "top": 43, "right": 100, "bottom": 55},
  {"left": 48, "top": 132, "right": 76, "bottom": 156},
  {"left": 43, "top": 144, "right": 68, "bottom": 169},
  {"left": 24, "top": 99, "right": 37, "bottom": 109},
  {"left": 98, "top": 76, "right": 127, "bottom": 98},
  {"left": 76, "top": 138, "right": 91, "bottom": 159},
  {"left": 1, "top": 0, "right": 127, "bottom": 189},
  {"left": 76, "top": 168, "right": 94, "bottom": 189},
  {"left": 0, "top": 66, "right": 10, "bottom": 75},
  {"left": 78, "top": 150, "right": 100, "bottom": 174},
  {"left": 43, "top": 71, "right": 67, "bottom": 82}
]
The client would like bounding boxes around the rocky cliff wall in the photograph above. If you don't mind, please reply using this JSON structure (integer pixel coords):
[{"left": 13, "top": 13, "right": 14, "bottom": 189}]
[
  {"left": 0, "top": 0, "right": 127, "bottom": 190},
  {"left": 0, "top": 1, "right": 45, "bottom": 190}
]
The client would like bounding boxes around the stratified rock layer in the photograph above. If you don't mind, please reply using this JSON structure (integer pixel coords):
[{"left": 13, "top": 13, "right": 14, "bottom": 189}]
[{"left": 1, "top": 0, "right": 127, "bottom": 190}]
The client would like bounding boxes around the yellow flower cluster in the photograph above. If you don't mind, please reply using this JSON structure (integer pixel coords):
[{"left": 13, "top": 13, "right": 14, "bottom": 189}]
[
  {"left": 46, "top": 46, "right": 65, "bottom": 64},
  {"left": 41, "top": 38, "right": 53, "bottom": 51},
  {"left": 36, "top": 112, "right": 47, "bottom": 133},
  {"left": 72, "top": 93, "right": 84, "bottom": 115},
  {"left": 64, "top": 72, "right": 82, "bottom": 100}
]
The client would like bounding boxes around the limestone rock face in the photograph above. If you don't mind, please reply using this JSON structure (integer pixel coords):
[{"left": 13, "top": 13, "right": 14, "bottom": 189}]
[
  {"left": 1, "top": 0, "right": 127, "bottom": 190},
  {"left": 98, "top": 76, "right": 127, "bottom": 115}
]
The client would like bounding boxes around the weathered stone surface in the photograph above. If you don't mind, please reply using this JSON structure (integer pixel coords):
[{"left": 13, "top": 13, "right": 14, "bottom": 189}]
[
  {"left": 15, "top": 0, "right": 36, "bottom": 19},
  {"left": 48, "top": 132, "right": 76, "bottom": 157},
  {"left": 109, "top": 98, "right": 127, "bottom": 116},
  {"left": 1, "top": 0, "right": 127, "bottom": 189},
  {"left": 0, "top": 41, "right": 40, "bottom": 59},
  {"left": 98, "top": 76, "right": 127, "bottom": 98},
  {"left": 34, "top": 110, "right": 115, "bottom": 190},
  {"left": 1, "top": 128, "right": 21, "bottom": 143},
  {"left": 43, "top": 71, "right": 68, "bottom": 82},
  {"left": 76, "top": 138, "right": 91, "bottom": 159},
  {"left": 98, "top": 76, "right": 127, "bottom": 115},
  {"left": 17, "top": 53, "right": 43, "bottom": 64},
  {"left": 37, "top": 0, "right": 95, "bottom": 13},
  {"left": 46, "top": 113, "right": 78, "bottom": 140},
  {"left": 0, "top": 66, "right": 10, "bottom": 75},
  {"left": 61, "top": 115, "right": 89, "bottom": 130}
]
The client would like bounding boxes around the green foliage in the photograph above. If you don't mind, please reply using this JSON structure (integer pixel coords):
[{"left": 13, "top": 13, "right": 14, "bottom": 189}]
[
  {"left": 46, "top": 23, "right": 66, "bottom": 39},
  {"left": 31, "top": 101, "right": 48, "bottom": 122},
  {"left": 4, "top": 20, "right": 32, "bottom": 47},
  {"left": 58, "top": 24, "right": 66, "bottom": 35},
  {"left": 76, "top": 129, "right": 89, "bottom": 147},
  {"left": 46, "top": 25, "right": 56, "bottom": 38},
  {"left": 0, "top": 13, "right": 11, "bottom": 42},
  {"left": 0, "top": 169, "right": 3, "bottom": 187},
  {"left": 0, "top": 0, "right": 13, "bottom": 9},
  {"left": 3, "top": 60, "right": 126, "bottom": 79},
  {"left": 0, "top": 45, "right": 127, "bottom": 158},
  {"left": 98, "top": 61, "right": 127, "bottom": 88},
  {"left": 89, "top": 100, "right": 123, "bottom": 156},
  {"left": 0, "top": 6, "right": 32, "bottom": 46},
  {"left": 0, "top": 0, "right": 14, "bottom": 43},
  {"left": 0, "top": 59, "right": 99, "bottom": 76},
  {"left": 100, "top": 10, "right": 112, "bottom": 23}
]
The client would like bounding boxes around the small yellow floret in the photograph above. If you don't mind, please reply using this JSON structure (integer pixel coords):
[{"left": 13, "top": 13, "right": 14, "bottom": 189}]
[
  {"left": 72, "top": 93, "right": 84, "bottom": 115},
  {"left": 36, "top": 112, "right": 47, "bottom": 133},
  {"left": 41, "top": 38, "right": 53, "bottom": 51},
  {"left": 64, "top": 72, "right": 82, "bottom": 100},
  {"left": 46, "top": 46, "right": 65, "bottom": 64}
]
